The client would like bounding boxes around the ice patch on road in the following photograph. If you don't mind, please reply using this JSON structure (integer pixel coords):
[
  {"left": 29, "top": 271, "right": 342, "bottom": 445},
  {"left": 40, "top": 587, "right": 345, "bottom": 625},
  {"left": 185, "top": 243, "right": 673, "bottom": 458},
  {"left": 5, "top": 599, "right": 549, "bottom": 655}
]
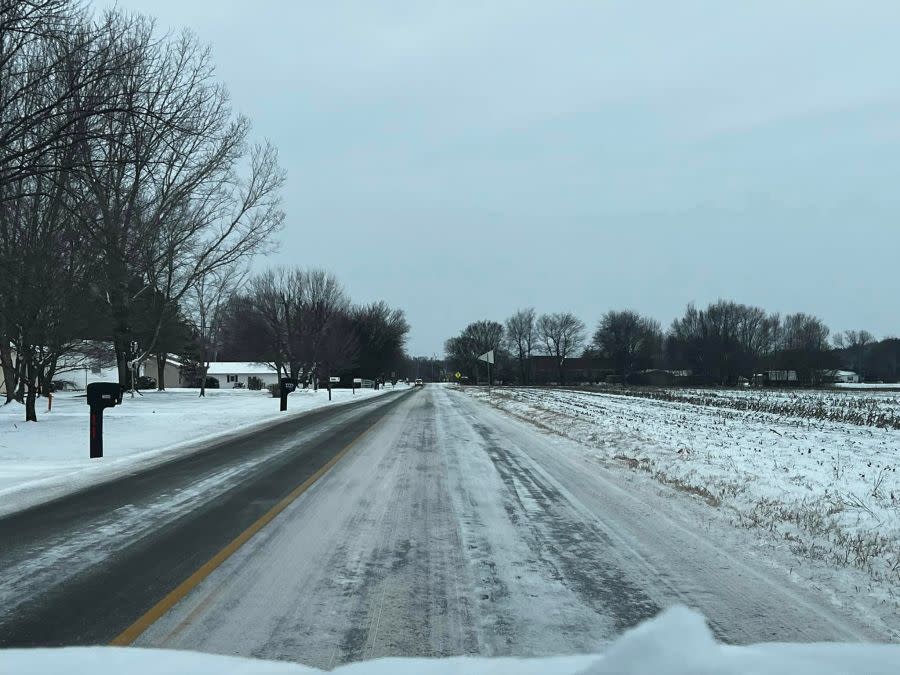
[{"left": 5, "top": 606, "right": 900, "bottom": 674}]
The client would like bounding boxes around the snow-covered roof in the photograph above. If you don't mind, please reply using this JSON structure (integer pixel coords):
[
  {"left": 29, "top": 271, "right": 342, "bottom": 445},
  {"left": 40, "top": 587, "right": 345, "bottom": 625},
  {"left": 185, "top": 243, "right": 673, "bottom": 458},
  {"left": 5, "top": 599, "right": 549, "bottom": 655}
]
[
  {"left": 145, "top": 355, "right": 183, "bottom": 368},
  {"left": 206, "top": 362, "right": 276, "bottom": 375}
]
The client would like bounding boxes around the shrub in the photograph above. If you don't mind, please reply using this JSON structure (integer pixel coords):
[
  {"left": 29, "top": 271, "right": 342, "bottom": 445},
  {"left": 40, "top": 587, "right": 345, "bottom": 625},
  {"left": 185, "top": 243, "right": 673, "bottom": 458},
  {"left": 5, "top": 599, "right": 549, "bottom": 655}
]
[
  {"left": 136, "top": 375, "right": 157, "bottom": 390},
  {"left": 247, "top": 376, "right": 264, "bottom": 391}
]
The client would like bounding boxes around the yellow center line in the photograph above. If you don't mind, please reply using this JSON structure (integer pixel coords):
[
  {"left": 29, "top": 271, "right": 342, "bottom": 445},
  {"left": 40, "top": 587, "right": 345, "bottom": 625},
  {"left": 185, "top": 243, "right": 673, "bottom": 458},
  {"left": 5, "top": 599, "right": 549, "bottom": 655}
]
[{"left": 110, "top": 417, "right": 385, "bottom": 646}]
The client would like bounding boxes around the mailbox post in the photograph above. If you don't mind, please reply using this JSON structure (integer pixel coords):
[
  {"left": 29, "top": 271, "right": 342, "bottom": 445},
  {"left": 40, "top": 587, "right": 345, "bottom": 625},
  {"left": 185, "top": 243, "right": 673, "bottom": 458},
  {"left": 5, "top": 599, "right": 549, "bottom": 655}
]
[
  {"left": 280, "top": 377, "right": 297, "bottom": 411},
  {"left": 328, "top": 376, "right": 339, "bottom": 401},
  {"left": 86, "top": 382, "right": 121, "bottom": 458}
]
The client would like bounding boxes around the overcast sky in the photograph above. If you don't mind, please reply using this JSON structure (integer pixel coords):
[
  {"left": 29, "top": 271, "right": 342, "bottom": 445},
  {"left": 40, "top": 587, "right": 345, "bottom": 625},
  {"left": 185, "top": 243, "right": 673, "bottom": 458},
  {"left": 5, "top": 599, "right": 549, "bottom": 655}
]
[{"left": 105, "top": 1, "right": 900, "bottom": 355}]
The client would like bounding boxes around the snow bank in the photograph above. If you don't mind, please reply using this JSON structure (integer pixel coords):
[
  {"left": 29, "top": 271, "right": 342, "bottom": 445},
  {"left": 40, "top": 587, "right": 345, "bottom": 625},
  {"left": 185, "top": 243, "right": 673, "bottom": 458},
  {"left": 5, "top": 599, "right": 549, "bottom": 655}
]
[
  {"left": 585, "top": 606, "right": 899, "bottom": 674},
  {"left": 0, "top": 386, "right": 403, "bottom": 516},
  {"left": 4, "top": 606, "right": 899, "bottom": 674}
]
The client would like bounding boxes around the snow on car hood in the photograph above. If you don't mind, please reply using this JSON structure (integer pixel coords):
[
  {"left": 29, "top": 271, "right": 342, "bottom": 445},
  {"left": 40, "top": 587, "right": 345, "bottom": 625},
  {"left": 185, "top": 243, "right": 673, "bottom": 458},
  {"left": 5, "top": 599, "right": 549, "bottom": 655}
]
[{"left": 4, "top": 606, "right": 898, "bottom": 675}]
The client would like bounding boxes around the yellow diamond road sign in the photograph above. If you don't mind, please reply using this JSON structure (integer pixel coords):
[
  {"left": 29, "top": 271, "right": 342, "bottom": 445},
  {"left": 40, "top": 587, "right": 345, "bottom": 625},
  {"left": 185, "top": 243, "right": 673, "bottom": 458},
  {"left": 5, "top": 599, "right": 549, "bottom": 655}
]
[{"left": 455, "top": 371, "right": 461, "bottom": 379}]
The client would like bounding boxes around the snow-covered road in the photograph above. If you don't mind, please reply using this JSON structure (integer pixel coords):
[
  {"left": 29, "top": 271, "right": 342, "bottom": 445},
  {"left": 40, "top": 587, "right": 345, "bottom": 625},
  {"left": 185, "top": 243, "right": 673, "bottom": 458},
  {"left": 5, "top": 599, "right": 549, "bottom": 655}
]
[{"left": 137, "top": 386, "right": 882, "bottom": 666}]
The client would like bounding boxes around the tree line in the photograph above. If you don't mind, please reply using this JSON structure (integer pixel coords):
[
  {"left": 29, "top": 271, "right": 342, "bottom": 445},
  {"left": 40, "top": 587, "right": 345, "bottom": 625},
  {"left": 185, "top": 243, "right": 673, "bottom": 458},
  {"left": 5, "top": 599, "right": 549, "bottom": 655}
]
[
  {"left": 0, "top": 2, "right": 410, "bottom": 421},
  {"left": 0, "top": 0, "right": 283, "bottom": 420},
  {"left": 199, "top": 267, "right": 410, "bottom": 396},
  {"left": 445, "top": 301, "right": 899, "bottom": 386}
]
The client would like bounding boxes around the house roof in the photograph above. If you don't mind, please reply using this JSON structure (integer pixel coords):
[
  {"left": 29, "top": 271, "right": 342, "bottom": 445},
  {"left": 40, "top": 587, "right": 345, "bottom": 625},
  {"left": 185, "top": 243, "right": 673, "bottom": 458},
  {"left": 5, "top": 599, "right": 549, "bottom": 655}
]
[{"left": 206, "top": 362, "right": 276, "bottom": 375}]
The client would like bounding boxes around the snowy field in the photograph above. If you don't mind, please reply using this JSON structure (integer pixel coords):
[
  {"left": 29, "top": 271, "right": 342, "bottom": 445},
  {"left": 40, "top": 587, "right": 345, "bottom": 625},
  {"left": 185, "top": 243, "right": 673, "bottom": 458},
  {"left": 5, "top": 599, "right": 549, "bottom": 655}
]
[
  {"left": 0, "top": 386, "right": 401, "bottom": 516},
  {"left": 468, "top": 386, "right": 900, "bottom": 610},
  {"left": 574, "top": 385, "right": 900, "bottom": 429},
  {"left": 6, "top": 606, "right": 900, "bottom": 674}
]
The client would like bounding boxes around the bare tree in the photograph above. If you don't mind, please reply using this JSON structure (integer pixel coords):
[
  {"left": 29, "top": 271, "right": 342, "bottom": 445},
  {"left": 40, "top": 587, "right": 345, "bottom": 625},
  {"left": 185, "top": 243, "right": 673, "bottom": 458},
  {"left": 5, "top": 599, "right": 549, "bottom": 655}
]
[
  {"left": 0, "top": 23, "right": 103, "bottom": 418},
  {"left": 244, "top": 267, "right": 302, "bottom": 380},
  {"left": 592, "top": 310, "right": 661, "bottom": 380},
  {"left": 70, "top": 14, "right": 284, "bottom": 386},
  {"left": 298, "top": 269, "right": 349, "bottom": 389},
  {"left": 668, "top": 301, "right": 779, "bottom": 384},
  {"left": 505, "top": 308, "right": 536, "bottom": 384},
  {"left": 834, "top": 329, "right": 874, "bottom": 379},
  {"left": 537, "top": 312, "right": 585, "bottom": 384},
  {"left": 0, "top": 0, "right": 84, "bottom": 188},
  {"left": 242, "top": 267, "right": 354, "bottom": 387},
  {"left": 315, "top": 312, "right": 358, "bottom": 384},
  {"left": 350, "top": 301, "right": 409, "bottom": 384},
  {"left": 0, "top": 5, "right": 282, "bottom": 416},
  {"left": 184, "top": 266, "right": 246, "bottom": 397},
  {"left": 445, "top": 320, "right": 503, "bottom": 384},
  {"left": 779, "top": 313, "right": 834, "bottom": 385}
]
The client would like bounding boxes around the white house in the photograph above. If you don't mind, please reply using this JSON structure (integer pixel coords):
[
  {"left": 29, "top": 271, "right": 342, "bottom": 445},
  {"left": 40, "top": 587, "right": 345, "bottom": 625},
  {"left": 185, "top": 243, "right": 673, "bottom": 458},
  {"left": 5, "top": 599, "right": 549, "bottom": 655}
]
[
  {"left": 141, "top": 356, "right": 184, "bottom": 389},
  {"left": 206, "top": 362, "right": 279, "bottom": 389},
  {"left": 829, "top": 370, "right": 860, "bottom": 384}
]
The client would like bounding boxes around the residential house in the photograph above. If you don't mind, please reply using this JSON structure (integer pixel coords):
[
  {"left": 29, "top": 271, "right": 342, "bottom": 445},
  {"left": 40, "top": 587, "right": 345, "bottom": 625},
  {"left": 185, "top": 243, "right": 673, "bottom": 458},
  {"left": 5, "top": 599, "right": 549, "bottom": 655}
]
[
  {"left": 141, "top": 356, "right": 184, "bottom": 388},
  {"left": 206, "top": 362, "right": 279, "bottom": 389}
]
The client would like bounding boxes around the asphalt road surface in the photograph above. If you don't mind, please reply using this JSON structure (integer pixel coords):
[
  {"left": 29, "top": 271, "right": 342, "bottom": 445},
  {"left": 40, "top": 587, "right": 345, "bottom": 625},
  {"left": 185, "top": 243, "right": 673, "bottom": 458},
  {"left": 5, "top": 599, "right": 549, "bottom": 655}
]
[
  {"left": 1, "top": 385, "right": 884, "bottom": 664},
  {"left": 0, "top": 389, "right": 410, "bottom": 647}
]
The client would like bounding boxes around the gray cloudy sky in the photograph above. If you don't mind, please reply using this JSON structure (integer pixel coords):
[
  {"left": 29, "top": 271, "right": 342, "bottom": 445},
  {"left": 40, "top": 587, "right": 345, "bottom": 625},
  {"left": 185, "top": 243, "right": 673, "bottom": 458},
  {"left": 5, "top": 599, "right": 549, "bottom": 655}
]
[{"left": 107, "top": 1, "right": 900, "bottom": 355}]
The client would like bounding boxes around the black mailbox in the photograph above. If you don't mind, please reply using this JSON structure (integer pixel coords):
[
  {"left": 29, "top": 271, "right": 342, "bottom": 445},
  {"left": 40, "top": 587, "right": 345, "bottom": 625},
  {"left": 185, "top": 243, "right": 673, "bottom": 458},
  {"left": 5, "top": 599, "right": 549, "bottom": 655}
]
[
  {"left": 280, "top": 378, "right": 297, "bottom": 411},
  {"left": 86, "top": 382, "right": 120, "bottom": 458},
  {"left": 87, "top": 382, "right": 120, "bottom": 408}
]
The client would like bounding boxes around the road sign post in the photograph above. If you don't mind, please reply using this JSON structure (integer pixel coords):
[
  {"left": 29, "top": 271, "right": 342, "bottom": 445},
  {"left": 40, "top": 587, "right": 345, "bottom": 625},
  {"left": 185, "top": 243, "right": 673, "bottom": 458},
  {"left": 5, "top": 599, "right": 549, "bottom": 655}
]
[
  {"left": 329, "top": 376, "right": 339, "bottom": 401},
  {"left": 353, "top": 377, "right": 362, "bottom": 394},
  {"left": 86, "top": 382, "right": 121, "bottom": 458},
  {"left": 477, "top": 350, "right": 495, "bottom": 387}
]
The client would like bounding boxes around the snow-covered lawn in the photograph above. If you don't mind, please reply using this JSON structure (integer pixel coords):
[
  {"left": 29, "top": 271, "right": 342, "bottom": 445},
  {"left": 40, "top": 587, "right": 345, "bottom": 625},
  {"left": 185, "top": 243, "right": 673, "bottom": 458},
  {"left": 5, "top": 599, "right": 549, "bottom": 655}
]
[
  {"left": 5, "top": 606, "right": 900, "bottom": 674},
  {"left": 0, "top": 386, "right": 401, "bottom": 516},
  {"left": 467, "top": 386, "right": 900, "bottom": 598}
]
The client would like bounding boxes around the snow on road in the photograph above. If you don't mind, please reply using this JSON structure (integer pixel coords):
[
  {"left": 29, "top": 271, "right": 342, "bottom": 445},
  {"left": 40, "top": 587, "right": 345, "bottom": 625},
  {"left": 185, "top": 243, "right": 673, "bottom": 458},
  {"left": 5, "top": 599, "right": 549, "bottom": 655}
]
[
  {"left": 466, "top": 386, "right": 900, "bottom": 639},
  {"left": 0, "top": 386, "right": 399, "bottom": 516},
  {"left": 136, "top": 386, "right": 885, "bottom": 669}
]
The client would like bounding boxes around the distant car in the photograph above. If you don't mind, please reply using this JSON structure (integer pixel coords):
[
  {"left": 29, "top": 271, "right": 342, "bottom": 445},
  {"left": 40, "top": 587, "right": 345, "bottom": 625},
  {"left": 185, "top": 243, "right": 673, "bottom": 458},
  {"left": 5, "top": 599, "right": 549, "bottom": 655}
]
[{"left": 414, "top": 379, "right": 424, "bottom": 387}]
